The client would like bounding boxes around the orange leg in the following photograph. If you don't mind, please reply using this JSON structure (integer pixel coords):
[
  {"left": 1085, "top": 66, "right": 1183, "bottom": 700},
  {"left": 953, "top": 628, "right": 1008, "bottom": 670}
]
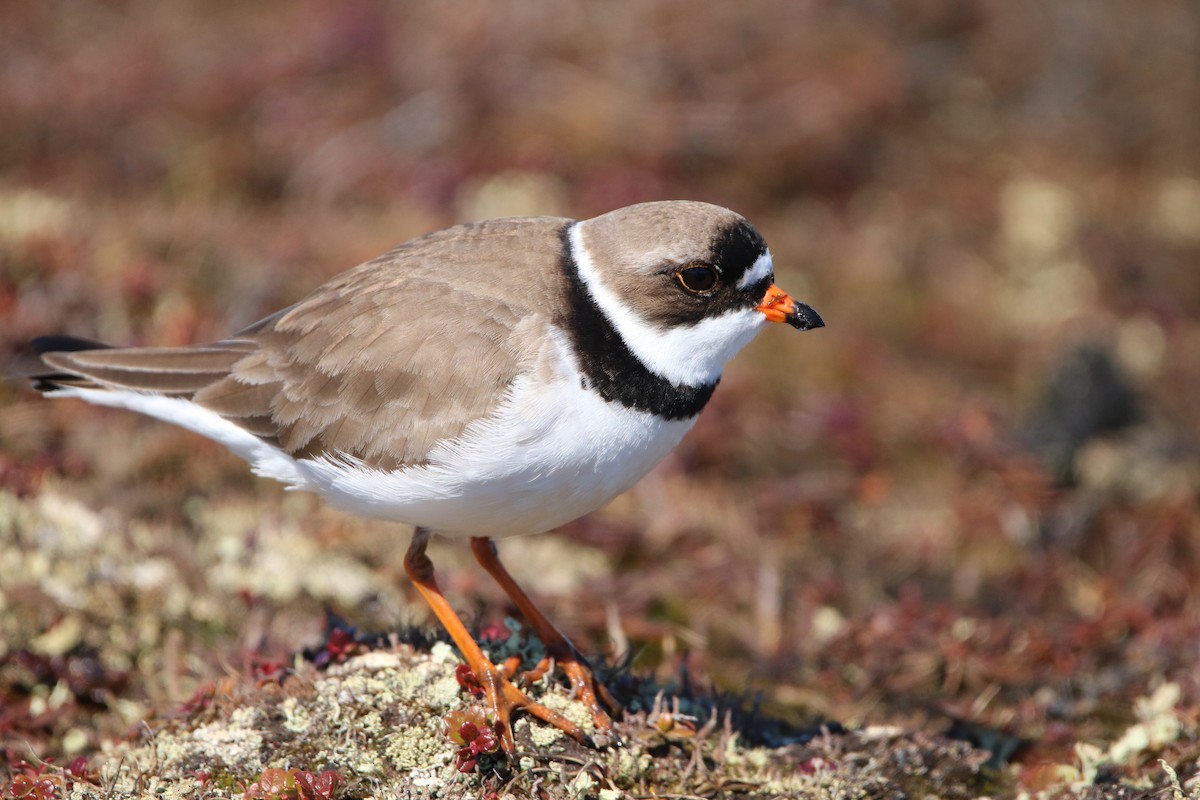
[
  {"left": 403, "top": 528, "right": 594, "bottom": 753},
  {"left": 470, "top": 536, "right": 621, "bottom": 737}
]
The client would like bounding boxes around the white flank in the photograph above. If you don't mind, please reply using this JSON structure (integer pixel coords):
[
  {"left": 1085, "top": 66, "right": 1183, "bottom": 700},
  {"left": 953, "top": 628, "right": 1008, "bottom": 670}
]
[
  {"left": 569, "top": 223, "right": 767, "bottom": 387},
  {"left": 736, "top": 250, "right": 774, "bottom": 289}
]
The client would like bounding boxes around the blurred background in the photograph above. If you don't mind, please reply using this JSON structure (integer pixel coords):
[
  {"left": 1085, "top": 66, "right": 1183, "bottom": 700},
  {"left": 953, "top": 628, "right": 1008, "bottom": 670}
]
[{"left": 2, "top": 0, "right": 1199, "bottom": 778}]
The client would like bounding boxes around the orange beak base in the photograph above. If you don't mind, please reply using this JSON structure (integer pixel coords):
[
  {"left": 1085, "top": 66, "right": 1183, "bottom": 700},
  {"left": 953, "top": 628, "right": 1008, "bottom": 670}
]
[{"left": 756, "top": 284, "right": 825, "bottom": 331}]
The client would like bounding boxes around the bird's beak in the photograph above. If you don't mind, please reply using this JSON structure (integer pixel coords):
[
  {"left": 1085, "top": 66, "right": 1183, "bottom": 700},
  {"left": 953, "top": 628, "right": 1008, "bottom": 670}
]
[{"left": 756, "top": 284, "right": 825, "bottom": 331}]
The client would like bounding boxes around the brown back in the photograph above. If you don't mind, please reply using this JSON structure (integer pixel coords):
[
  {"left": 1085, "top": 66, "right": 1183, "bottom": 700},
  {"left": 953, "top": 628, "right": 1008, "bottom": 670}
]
[{"left": 37, "top": 217, "right": 571, "bottom": 469}]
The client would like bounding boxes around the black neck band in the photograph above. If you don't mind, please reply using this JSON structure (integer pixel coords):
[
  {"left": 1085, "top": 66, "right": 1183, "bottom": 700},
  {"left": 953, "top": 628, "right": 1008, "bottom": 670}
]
[{"left": 557, "top": 223, "right": 716, "bottom": 420}]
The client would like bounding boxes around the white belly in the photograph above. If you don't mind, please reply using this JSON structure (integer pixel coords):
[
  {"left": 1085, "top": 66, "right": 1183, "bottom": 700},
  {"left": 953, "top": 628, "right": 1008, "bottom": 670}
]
[{"left": 297, "top": 369, "right": 695, "bottom": 537}]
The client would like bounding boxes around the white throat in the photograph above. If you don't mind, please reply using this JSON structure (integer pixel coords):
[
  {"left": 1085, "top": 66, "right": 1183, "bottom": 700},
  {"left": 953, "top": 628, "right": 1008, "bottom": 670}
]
[{"left": 569, "top": 224, "right": 768, "bottom": 387}]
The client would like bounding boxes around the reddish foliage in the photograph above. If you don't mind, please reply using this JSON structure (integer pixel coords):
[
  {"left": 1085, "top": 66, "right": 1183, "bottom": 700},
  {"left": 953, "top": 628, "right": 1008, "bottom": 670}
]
[
  {"left": 242, "top": 767, "right": 341, "bottom": 800},
  {"left": 4, "top": 4, "right": 1200, "bottom": 793},
  {"left": 1, "top": 758, "right": 97, "bottom": 800},
  {"left": 176, "top": 676, "right": 238, "bottom": 716},
  {"left": 478, "top": 621, "right": 512, "bottom": 643},
  {"left": 2, "top": 775, "right": 58, "bottom": 800},
  {"left": 454, "top": 664, "right": 486, "bottom": 699},
  {"left": 311, "top": 627, "right": 363, "bottom": 669},
  {"left": 443, "top": 706, "right": 500, "bottom": 773}
]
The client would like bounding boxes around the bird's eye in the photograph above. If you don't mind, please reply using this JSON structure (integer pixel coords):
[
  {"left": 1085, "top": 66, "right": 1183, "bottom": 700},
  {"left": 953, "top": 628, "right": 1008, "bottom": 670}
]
[{"left": 675, "top": 265, "right": 719, "bottom": 294}]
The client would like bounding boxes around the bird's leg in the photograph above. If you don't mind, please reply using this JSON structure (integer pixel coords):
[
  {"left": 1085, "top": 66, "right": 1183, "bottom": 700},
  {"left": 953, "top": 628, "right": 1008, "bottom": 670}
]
[
  {"left": 469, "top": 536, "right": 621, "bottom": 736},
  {"left": 403, "top": 528, "right": 594, "bottom": 753}
]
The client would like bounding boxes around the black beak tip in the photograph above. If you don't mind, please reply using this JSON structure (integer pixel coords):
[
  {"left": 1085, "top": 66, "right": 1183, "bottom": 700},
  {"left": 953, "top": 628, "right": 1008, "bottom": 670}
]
[{"left": 787, "top": 303, "right": 825, "bottom": 331}]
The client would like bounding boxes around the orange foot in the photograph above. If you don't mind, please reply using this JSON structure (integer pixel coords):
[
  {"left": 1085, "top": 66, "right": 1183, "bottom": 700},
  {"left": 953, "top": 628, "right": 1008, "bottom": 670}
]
[
  {"left": 462, "top": 652, "right": 599, "bottom": 752},
  {"left": 404, "top": 529, "right": 621, "bottom": 753}
]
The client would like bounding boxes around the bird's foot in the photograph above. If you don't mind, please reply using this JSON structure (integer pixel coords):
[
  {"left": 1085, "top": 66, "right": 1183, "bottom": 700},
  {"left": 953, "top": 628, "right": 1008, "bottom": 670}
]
[
  {"left": 469, "top": 655, "right": 606, "bottom": 754},
  {"left": 514, "top": 653, "right": 621, "bottom": 744}
]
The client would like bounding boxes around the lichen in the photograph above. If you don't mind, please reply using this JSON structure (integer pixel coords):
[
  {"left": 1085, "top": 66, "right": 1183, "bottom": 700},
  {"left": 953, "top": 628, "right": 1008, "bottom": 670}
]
[
  {"left": 6, "top": 638, "right": 1015, "bottom": 799},
  {"left": 524, "top": 689, "right": 596, "bottom": 750},
  {"left": 385, "top": 718, "right": 453, "bottom": 771},
  {"left": 280, "top": 695, "right": 311, "bottom": 735}
]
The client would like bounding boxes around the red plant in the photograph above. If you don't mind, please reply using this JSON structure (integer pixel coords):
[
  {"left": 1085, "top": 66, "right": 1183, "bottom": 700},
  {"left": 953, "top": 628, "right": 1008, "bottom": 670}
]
[
  {"left": 250, "top": 656, "right": 287, "bottom": 686},
  {"left": 312, "top": 628, "right": 362, "bottom": 669},
  {"left": 443, "top": 706, "right": 500, "bottom": 773},
  {"left": 4, "top": 775, "right": 59, "bottom": 800},
  {"left": 454, "top": 664, "right": 485, "bottom": 698},
  {"left": 478, "top": 621, "right": 512, "bottom": 643},
  {"left": 241, "top": 767, "right": 341, "bottom": 800},
  {"left": 3, "top": 758, "right": 97, "bottom": 800}
]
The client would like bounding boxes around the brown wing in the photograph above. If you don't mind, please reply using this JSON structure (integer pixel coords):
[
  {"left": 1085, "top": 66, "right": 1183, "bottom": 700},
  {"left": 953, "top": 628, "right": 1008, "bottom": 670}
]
[
  {"left": 34, "top": 216, "right": 571, "bottom": 470},
  {"left": 34, "top": 339, "right": 255, "bottom": 394}
]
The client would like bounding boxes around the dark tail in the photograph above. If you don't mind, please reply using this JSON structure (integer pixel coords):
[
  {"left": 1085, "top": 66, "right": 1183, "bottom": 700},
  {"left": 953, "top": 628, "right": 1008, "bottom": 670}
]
[
  {"left": 29, "top": 336, "right": 115, "bottom": 392},
  {"left": 29, "top": 336, "right": 251, "bottom": 395}
]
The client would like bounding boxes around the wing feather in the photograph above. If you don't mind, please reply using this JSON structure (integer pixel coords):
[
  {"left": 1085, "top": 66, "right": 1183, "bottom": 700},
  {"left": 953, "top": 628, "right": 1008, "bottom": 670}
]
[{"left": 33, "top": 216, "right": 570, "bottom": 471}]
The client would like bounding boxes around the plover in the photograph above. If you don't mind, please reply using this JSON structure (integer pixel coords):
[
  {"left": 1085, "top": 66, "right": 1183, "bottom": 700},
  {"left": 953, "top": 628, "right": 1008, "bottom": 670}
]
[{"left": 31, "top": 200, "right": 824, "bottom": 751}]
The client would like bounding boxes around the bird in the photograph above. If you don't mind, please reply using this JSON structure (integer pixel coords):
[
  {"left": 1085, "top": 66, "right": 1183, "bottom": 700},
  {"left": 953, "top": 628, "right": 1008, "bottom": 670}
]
[{"left": 29, "top": 200, "right": 823, "bottom": 753}]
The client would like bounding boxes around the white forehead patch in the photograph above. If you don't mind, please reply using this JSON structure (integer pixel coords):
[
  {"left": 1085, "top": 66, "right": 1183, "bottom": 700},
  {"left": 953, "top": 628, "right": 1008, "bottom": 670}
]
[
  {"left": 736, "top": 250, "right": 774, "bottom": 289},
  {"left": 570, "top": 223, "right": 767, "bottom": 387}
]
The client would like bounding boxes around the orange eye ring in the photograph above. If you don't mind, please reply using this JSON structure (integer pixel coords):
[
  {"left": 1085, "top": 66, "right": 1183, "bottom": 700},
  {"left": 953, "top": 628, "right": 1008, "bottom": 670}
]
[{"left": 675, "top": 264, "right": 719, "bottom": 294}]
